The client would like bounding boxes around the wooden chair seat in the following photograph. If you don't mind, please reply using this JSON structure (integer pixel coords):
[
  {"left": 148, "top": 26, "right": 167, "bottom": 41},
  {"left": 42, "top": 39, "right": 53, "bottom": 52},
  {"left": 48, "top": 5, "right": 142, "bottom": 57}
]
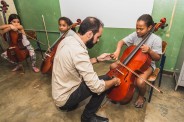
[{"left": 148, "top": 68, "right": 160, "bottom": 82}]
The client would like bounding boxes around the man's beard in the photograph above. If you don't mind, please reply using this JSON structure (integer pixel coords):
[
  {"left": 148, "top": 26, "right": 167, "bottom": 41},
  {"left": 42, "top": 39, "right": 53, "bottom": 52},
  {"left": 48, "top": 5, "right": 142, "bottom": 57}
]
[
  {"left": 86, "top": 36, "right": 95, "bottom": 49},
  {"left": 137, "top": 33, "right": 142, "bottom": 38}
]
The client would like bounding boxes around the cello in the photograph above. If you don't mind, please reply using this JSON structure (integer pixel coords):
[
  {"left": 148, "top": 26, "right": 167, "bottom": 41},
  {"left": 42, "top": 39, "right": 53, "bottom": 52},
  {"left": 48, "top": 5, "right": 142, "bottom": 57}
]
[
  {"left": 40, "top": 19, "right": 81, "bottom": 74},
  {"left": 107, "top": 18, "right": 167, "bottom": 104},
  {"left": 6, "top": 30, "right": 29, "bottom": 63}
]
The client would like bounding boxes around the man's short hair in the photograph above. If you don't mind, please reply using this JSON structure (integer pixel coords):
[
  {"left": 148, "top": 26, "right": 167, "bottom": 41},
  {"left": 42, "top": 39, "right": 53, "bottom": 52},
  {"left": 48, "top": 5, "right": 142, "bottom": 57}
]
[{"left": 78, "top": 17, "right": 104, "bottom": 35}]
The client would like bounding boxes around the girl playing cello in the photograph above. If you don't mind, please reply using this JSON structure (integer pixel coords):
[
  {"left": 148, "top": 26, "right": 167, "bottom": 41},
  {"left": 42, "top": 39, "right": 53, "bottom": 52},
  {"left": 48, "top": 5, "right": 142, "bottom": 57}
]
[
  {"left": 111, "top": 14, "right": 162, "bottom": 108},
  {"left": 0, "top": 14, "right": 40, "bottom": 73}
]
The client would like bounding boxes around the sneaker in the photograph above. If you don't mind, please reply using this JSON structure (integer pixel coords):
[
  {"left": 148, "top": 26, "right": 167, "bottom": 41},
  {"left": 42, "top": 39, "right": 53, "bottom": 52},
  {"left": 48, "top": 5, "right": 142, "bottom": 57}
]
[{"left": 81, "top": 114, "right": 109, "bottom": 122}]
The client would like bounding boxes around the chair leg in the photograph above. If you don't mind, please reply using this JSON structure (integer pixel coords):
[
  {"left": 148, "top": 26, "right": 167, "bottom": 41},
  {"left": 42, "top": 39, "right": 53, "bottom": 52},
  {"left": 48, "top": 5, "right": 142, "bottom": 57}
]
[
  {"left": 148, "top": 81, "right": 155, "bottom": 103},
  {"left": 36, "top": 41, "right": 44, "bottom": 59},
  {"left": 20, "top": 64, "right": 25, "bottom": 74},
  {"left": 25, "top": 58, "right": 29, "bottom": 67},
  {"left": 0, "top": 44, "right": 4, "bottom": 51},
  {"left": 158, "top": 55, "right": 166, "bottom": 87}
]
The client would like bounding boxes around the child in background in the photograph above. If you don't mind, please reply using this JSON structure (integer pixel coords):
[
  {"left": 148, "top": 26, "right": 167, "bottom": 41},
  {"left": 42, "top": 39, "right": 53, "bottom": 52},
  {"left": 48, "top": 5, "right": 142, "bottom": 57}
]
[
  {"left": 58, "top": 17, "right": 76, "bottom": 36},
  {"left": 0, "top": 14, "right": 40, "bottom": 73}
]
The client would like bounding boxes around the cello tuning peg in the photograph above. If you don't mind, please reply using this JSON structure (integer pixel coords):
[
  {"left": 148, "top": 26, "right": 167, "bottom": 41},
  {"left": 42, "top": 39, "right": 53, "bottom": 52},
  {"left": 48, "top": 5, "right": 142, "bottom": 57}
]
[{"left": 76, "top": 19, "right": 82, "bottom": 24}]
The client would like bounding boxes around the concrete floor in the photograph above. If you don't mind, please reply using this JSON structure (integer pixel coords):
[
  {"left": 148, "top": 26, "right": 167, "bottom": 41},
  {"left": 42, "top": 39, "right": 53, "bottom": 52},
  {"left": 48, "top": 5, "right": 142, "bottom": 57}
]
[{"left": 0, "top": 52, "right": 184, "bottom": 122}]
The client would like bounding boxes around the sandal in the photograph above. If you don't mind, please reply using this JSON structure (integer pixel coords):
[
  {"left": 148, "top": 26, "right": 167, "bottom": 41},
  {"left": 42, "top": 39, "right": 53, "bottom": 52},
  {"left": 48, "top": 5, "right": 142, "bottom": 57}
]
[
  {"left": 32, "top": 66, "right": 40, "bottom": 73},
  {"left": 134, "top": 97, "right": 146, "bottom": 108}
]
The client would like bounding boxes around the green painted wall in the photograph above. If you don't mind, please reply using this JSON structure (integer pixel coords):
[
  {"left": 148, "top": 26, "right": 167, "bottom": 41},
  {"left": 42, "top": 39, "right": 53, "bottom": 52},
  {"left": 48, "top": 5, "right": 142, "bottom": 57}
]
[
  {"left": 14, "top": 0, "right": 61, "bottom": 49},
  {"left": 152, "top": 0, "right": 184, "bottom": 71},
  {"left": 14, "top": 0, "right": 184, "bottom": 72}
]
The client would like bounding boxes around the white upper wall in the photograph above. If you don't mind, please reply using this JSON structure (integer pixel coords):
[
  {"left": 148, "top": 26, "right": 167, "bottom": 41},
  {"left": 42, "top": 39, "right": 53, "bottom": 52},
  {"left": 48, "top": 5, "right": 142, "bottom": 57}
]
[
  {"left": 59, "top": 0, "right": 154, "bottom": 28},
  {"left": 0, "top": 0, "right": 17, "bottom": 24}
]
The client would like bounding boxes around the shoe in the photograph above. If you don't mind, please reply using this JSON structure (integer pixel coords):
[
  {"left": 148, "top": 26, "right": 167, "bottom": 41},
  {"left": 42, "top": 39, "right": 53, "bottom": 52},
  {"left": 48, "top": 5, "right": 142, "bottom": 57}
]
[
  {"left": 59, "top": 103, "right": 78, "bottom": 112},
  {"left": 32, "top": 66, "right": 40, "bottom": 73},
  {"left": 81, "top": 114, "right": 109, "bottom": 122}
]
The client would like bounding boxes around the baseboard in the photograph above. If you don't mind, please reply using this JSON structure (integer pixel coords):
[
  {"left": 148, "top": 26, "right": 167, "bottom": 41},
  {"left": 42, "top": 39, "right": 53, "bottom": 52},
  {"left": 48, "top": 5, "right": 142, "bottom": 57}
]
[
  {"left": 35, "top": 48, "right": 46, "bottom": 52},
  {"left": 163, "top": 70, "right": 174, "bottom": 76}
]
